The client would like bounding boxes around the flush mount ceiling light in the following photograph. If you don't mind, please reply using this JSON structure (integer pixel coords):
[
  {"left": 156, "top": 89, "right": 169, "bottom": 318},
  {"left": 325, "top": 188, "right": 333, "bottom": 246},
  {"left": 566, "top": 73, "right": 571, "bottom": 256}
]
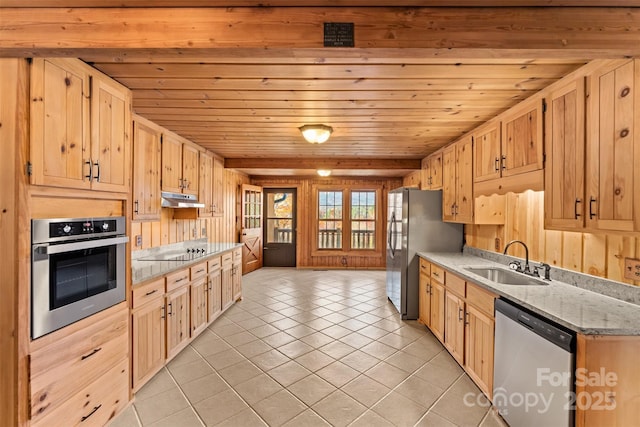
[
  {"left": 317, "top": 169, "right": 332, "bottom": 177},
  {"left": 299, "top": 124, "right": 333, "bottom": 144}
]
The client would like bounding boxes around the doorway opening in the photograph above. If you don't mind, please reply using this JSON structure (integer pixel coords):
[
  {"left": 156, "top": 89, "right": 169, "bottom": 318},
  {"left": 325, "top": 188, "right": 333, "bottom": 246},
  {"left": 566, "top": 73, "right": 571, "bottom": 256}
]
[{"left": 263, "top": 188, "right": 297, "bottom": 267}]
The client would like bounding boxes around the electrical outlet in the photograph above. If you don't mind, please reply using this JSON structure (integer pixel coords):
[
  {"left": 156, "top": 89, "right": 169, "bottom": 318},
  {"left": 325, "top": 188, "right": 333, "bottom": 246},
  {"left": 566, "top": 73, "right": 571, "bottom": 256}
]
[
  {"left": 201, "top": 227, "right": 207, "bottom": 237},
  {"left": 192, "top": 228, "right": 197, "bottom": 238},
  {"left": 624, "top": 258, "right": 640, "bottom": 281},
  {"left": 135, "top": 235, "right": 142, "bottom": 247}
]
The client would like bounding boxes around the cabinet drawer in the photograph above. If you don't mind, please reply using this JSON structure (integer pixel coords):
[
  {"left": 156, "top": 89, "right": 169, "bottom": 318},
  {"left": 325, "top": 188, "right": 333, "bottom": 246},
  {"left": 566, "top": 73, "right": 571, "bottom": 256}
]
[
  {"left": 466, "top": 282, "right": 496, "bottom": 317},
  {"left": 431, "top": 265, "right": 445, "bottom": 283},
  {"left": 420, "top": 258, "right": 431, "bottom": 276},
  {"left": 232, "top": 247, "right": 242, "bottom": 264},
  {"left": 132, "top": 277, "right": 165, "bottom": 309},
  {"left": 30, "top": 306, "right": 128, "bottom": 422},
  {"left": 166, "top": 268, "right": 190, "bottom": 293},
  {"left": 31, "top": 358, "right": 129, "bottom": 427},
  {"left": 30, "top": 304, "right": 128, "bottom": 377},
  {"left": 222, "top": 252, "right": 233, "bottom": 267},
  {"left": 445, "top": 272, "right": 466, "bottom": 297},
  {"left": 207, "top": 256, "right": 221, "bottom": 272},
  {"left": 190, "top": 261, "right": 208, "bottom": 280}
]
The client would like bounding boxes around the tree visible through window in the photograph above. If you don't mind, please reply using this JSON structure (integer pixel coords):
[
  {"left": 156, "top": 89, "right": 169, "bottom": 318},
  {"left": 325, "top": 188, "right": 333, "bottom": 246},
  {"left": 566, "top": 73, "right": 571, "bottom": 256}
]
[
  {"left": 318, "top": 191, "right": 343, "bottom": 249},
  {"left": 351, "top": 191, "right": 376, "bottom": 249}
]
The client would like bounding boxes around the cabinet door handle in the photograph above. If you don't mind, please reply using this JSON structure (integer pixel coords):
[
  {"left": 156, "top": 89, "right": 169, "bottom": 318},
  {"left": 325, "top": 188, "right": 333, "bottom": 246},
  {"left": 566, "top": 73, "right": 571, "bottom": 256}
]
[
  {"left": 85, "top": 160, "right": 93, "bottom": 181},
  {"left": 81, "top": 347, "right": 102, "bottom": 360},
  {"left": 145, "top": 289, "right": 158, "bottom": 296},
  {"left": 178, "top": 178, "right": 184, "bottom": 189},
  {"left": 81, "top": 405, "right": 102, "bottom": 422},
  {"left": 589, "top": 197, "right": 597, "bottom": 220},
  {"left": 93, "top": 161, "right": 100, "bottom": 182},
  {"left": 196, "top": 269, "right": 205, "bottom": 274},
  {"left": 174, "top": 277, "right": 185, "bottom": 283},
  {"left": 161, "top": 305, "right": 165, "bottom": 319},
  {"left": 494, "top": 157, "right": 500, "bottom": 172},
  {"left": 168, "top": 302, "right": 173, "bottom": 316},
  {"left": 134, "top": 200, "right": 139, "bottom": 214},
  {"left": 458, "top": 307, "right": 464, "bottom": 321},
  {"left": 465, "top": 312, "right": 470, "bottom": 325},
  {"left": 500, "top": 155, "right": 506, "bottom": 170},
  {"left": 574, "top": 198, "right": 582, "bottom": 219}
]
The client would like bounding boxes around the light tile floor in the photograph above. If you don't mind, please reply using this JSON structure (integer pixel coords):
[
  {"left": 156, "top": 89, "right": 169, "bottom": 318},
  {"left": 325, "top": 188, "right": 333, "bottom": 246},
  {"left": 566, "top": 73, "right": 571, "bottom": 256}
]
[{"left": 111, "top": 268, "right": 509, "bottom": 427}]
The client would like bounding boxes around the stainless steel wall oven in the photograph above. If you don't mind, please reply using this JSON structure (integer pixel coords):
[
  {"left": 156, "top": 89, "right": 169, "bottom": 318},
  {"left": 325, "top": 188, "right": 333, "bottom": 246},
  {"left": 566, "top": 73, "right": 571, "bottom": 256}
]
[{"left": 31, "top": 217, "right": 128, "bottom": 339}]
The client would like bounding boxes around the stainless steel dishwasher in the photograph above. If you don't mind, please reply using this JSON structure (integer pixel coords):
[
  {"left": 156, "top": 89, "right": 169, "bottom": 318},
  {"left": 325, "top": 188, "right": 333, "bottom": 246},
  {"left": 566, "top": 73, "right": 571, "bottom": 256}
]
[{"left": 493, "top": 298, "right": 576, "bottom": 427}]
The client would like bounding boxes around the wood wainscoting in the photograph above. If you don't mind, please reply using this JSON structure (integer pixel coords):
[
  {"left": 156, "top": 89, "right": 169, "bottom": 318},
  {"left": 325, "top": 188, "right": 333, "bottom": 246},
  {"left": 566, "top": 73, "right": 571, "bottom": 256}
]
[
  {"left": 251, "top": 176, "right": 402, "bottom": 269},
  {"left": 466, "top": 190, "right": 640, "bottom": 286}
]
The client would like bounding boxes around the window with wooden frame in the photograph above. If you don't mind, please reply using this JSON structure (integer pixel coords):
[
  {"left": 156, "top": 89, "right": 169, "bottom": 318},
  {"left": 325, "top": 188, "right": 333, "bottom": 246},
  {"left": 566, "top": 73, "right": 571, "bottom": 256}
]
[
  {"left": 350, "top": 191, "right": 376, "bottom": 250},
  {"left": 315, "top": 186, "right": 381, "bottom": 254},
  {"left": 318, "top": 190, "right": 343, "bottom": 249}
]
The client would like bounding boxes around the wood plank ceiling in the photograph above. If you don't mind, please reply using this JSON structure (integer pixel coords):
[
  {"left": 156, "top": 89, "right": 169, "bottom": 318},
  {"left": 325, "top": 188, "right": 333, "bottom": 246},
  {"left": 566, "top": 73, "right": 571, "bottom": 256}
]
[{"left": 2, "top": 2, "right": 637, "bottom": 176}]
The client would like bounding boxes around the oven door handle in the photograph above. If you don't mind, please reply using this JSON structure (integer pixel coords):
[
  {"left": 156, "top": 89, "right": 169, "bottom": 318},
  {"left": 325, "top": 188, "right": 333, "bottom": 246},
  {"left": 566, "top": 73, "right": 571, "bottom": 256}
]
[{"left": 37, "top": 236, "right": 129, "bottom": 255}]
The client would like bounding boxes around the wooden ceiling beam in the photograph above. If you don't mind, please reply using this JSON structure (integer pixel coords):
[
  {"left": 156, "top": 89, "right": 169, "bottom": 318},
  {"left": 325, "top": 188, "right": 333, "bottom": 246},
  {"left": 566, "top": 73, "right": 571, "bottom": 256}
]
[
  {"left": 224, "top": 158, "right": 422, "bottom": 170},
  {"left": 1, "top": 7, "right": 639, "bottom": 57},
  {"left": 2, "top": 1, "right": 635, "bottom": 7}
]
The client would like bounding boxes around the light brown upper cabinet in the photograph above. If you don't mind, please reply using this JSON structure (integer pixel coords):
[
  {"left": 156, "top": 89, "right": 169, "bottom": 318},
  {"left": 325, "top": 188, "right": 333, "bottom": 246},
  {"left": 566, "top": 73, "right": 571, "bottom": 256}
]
[
  {"left": 586, "top": 59, "right": 640, "bottom": 233},
  {"left": 198, "top": 151, "right": 214, "bottom": 217},
  {"left": 544, "top": 78, "right": 586, "bottom": 231},
  {"left": 212, "top": 157, "right": 224, "bottom": 216},
  {"left": 421, "top": 151, "right": 443, "bottom": 190},
  {"left": 473, "top": 98, "right": 544, "bottom": 197},
  {"left": 30, "top": 58, "right": 131, "bottom": 193},
  {"left": 473, "top": 121, "right": 502, "bottom": 183},
  {"left": 132, "top": 115, "right": 162, "bottom": 221},
  {"left": 161, "top": 131, "right": 199, "bottom": 196},
  {"left": 443, "top": 136, "right": 474, "bottom": 223},
  {"left": 545, "top": 59, "right": 640, "bottom": 233},
  {"left": 198, "top": 151, "right": 224, "bottom": 217}
]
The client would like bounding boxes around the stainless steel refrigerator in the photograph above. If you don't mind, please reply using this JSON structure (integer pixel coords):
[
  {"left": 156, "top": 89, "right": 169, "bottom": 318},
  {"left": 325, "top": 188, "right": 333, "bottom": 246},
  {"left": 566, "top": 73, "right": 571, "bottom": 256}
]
[{"left": 386, "top": 188, "right": 463, "bottom": 319}]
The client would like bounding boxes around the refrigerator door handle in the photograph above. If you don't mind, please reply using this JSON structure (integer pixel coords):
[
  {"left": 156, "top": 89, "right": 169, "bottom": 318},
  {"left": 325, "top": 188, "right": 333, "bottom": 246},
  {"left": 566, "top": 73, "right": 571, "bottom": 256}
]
[{"left": 389, "top": 211, "right": 396, "bottom": 258}]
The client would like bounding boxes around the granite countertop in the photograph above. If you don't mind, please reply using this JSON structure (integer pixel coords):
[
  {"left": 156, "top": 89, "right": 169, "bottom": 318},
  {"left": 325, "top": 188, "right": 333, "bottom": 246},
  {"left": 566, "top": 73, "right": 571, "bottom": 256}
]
[
  {"left": 417, "top": 251, "right": 640, "bottom": 336},
  {"left": 131, "top": 242, "right": 243, "bottom": 286}
]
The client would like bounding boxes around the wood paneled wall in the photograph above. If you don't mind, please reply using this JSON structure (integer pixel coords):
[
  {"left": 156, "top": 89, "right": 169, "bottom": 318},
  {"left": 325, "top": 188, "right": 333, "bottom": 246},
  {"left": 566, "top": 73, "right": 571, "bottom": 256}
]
[
  {"left": 251, "top": 176, "right": 402, "bottom": 269},
  {"left": 0, "top": 58, "right": 27, "bottom": 427},
  {"left": 466, "top": 191, "right": 640, "bottom": 286},
  {"left": 131, "top": 169, "right": 249, "bottom": 250}
]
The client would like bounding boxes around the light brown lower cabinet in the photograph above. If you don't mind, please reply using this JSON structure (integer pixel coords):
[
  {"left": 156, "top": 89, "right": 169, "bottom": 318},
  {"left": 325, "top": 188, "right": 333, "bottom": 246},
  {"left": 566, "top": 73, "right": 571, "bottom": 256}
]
[
  {"left": 191, "top": 276, "right": 208, "bottom": 337},
  {"left": 221, "top": 252, "right": 234, "bottom": 311},
  {"left": 575, "top": 335, "right": 640, "bottom": 427},
  {"left": 166, "top": 284, "right": 191, "bottom": 361},
  {"left": 444, "top": 290, "right": 465, "bottom": 365},
  {"left": 420, "top": 260, "right": 497, "bottom": 400},
  {"left": 131, "top": 283, "right": 166, "bottom": 391},
  {"left": 29, "top": 302, "right": 129, "bottom": 426},
  {"left": 232, "top": 247, "right": 243, "bottom": 301},
  {"left": 131, "top": 249, "right": 241, "bottom": 392},
  {"left": 429, "top": 279, "right": 446, "bottom": 343},
  {"left": 464, "top": 303, "right": 495, "bottom": 399},
  {"left": 418, "top": 259, "right": 431, "bottom": 326},
  {"left": 207, "top": 256, "right": 223, "bottom": 322}
]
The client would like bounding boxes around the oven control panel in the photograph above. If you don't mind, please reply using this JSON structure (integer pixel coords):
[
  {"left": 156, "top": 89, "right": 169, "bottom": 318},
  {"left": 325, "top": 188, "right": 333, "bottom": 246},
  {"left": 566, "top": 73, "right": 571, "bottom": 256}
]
[
  {"left": 50, "top": 219, "right": 118, "bottom": 238},
  {"left": 32, "top": 217, "right": 126, "bottom": 244}
]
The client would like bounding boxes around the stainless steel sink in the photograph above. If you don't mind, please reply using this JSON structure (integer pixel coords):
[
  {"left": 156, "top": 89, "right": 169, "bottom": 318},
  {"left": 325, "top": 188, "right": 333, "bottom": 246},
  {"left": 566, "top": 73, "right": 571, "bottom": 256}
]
[{"left": 464, "top": 267, "right": 549, "bottom": 286}]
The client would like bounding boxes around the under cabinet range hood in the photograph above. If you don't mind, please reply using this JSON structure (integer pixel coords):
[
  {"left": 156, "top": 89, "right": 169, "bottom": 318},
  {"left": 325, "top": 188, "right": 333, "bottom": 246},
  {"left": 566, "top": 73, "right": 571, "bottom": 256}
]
[{"left": 161, "top": 191, "right": 205, "bottom": 208}]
